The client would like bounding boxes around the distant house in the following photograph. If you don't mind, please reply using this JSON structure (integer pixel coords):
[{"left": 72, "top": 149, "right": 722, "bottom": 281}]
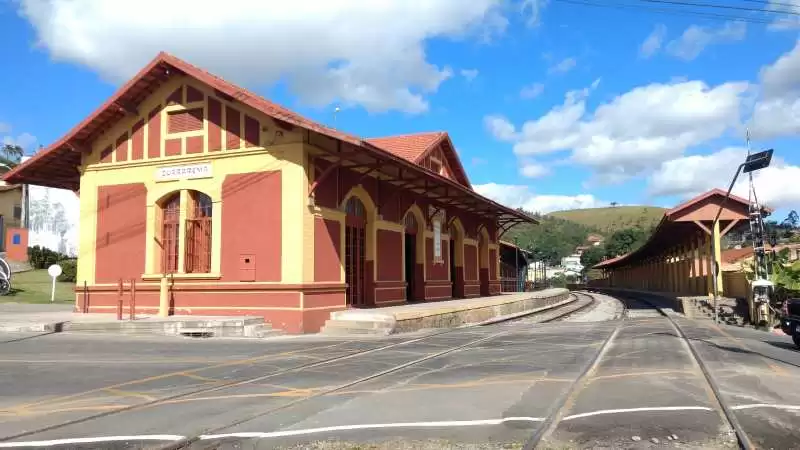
[
  {"left": 586, "top": 234, "right": 604, "bottom": 246},
  {"left": 721, "top": 244, "right": 800, "bottom": 272},
  {"left": 0, "top": 183, "right": 22, "bottom": 251}
]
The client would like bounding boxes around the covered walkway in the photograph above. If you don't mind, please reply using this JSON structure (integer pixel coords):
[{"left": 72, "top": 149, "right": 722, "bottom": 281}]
[{"left": 590, "top": 189, "right": 768, "bottom": 299}]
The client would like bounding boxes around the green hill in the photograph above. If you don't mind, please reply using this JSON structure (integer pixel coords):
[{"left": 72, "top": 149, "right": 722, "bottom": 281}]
[{"left": 548, "top": 206, "right": 666, "bottom": 236}]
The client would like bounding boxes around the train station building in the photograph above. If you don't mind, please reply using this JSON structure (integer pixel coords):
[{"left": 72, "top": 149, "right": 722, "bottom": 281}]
[
  {"left": 590, "top": 189, "right": 769, "bottom": 308},
  {"left": 3, "top": 52, "right": 535, "bottom": 333}
]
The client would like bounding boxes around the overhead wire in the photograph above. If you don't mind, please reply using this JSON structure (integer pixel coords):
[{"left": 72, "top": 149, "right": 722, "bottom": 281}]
[
  {"left": 552, "top": 0, "right": 778, "bottom": 24},
  {"left": 634, "top": 0, "right": 800, "bottom": 16}
]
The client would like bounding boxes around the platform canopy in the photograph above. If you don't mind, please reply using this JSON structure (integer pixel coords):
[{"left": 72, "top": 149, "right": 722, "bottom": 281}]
[
  {"left": 3, "top": 52, "right": 536, "bottom": 229},
  {"left": 593, "top": 188, "right": 771, "bottom": 270}
]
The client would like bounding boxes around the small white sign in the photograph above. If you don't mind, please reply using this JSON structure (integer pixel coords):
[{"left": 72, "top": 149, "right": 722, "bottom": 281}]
[
  {"left": 155, "top": 163, "right": 212, "bottom": 182},
  {"left": 48, "top": 264, "right": 62, "bottom": 278},
  {"left": 47, "top": 264, "right": 62, "bottom": 303}
]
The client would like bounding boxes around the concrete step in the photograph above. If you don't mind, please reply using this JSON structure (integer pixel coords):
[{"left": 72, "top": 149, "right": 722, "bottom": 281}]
[
  {"left": 319, "top": 319, "right": 393, "bottom": 336},
  {"left": 65, "top": 316, "right": 277, "bottom": 338},
  {"left": 244, "top": 323, "right": 285, "bottom": 338}
]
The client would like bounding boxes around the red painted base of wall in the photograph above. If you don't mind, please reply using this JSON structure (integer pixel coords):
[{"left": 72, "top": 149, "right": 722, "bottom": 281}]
[{"left": 75, "top": 282, "right": 347, "bottom": 334}]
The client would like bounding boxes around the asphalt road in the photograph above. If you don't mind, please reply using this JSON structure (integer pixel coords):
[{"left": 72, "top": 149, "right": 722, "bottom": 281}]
[{"left": 0, "top": 294, "right": 799, "bottom": 449}]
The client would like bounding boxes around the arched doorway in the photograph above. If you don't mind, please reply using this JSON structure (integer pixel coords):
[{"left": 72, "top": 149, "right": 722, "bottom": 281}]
[
  {"left": 404, "top": 212, "right": 419, "bottom": 302},
  {"left": 344, "top": 196, "right": 367, "bottom": 307},
  {"left": 448, "top": 220, "right": 465, "bottom": 298}
]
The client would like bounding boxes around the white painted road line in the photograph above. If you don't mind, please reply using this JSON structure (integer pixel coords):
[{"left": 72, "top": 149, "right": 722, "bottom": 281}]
[
  {"left": 8, "top": 404, "right": 796, "bottom": 447},
  {"left": 732, "top": 404, "right": 800, "bottom": 412},
  {"left": 199, "top": 417, "right": 546, "bottom": 440},
  {"left": 0, "top": 435, "right": 185, "bottom": 448},
  {"left": 562, "top": 406, "right": 715, "bottom": 421}
]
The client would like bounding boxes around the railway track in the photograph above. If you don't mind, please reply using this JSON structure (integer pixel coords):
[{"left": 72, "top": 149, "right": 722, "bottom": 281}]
[
  {"left": 0, "top": 290, "right": 597, "bottom": 448},
  {"left": 523, "top": 291, "right": 752, "bottom": 450}
]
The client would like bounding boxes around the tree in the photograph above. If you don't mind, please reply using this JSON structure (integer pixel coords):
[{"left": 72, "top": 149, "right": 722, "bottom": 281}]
[
  {"left": 581, "top": 245, "right": 606, "bottom": 269},
  {"left": 783, "top": 210, "right": 799, "bottom": 229},
  {"left": 0, "top": 144, "right": 23, "bottom": 169},
  {"left": 604, "top": 227, "right": 650, "bottom": 258},
  {"left": 506, "top": 210, "right": 598, "bottom": 266}
]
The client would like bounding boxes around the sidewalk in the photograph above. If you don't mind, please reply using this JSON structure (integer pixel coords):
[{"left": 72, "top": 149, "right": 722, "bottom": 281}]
[
  {"left": 0, "top": 303, "right": 279, "bottom": 337},
  {"left": 321, "top": 288, "right": 572, "bottom": 335}
]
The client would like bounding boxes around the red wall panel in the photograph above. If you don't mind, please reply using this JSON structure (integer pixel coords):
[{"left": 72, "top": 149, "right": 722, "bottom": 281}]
[
  {"left": 131, "top": 120, "right": 144, "bottom": 160},
  {"left": 225, "top": 106, "right": 241, "bottom": 150},
  {"left": 376, "top": 229, "right": 402, "bottom": 281},
  {"left": 464, "top": 244, "right": 478, "bottom": 282},
  {"left": 314, "top": 217, "right": 341, "bottom": 282},
  {"left": 147, "top": 106, "right": 162, "bottom": 159},
  {"left": 114, "top": 132, "right": 128, "bottom": 162},
  {"left": 95, "top": 183, "right": 148, "bottom": 283},
  {"left": 221, "top": 171, "right": 282, "bottom": 282},
  {"left": 208, "top": 98, "right": 223, "bottom": 152}
]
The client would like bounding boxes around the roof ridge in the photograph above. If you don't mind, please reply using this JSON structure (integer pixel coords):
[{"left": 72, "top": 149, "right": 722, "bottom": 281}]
[{"left": 365, "top": 131, "right": 446, "bottom": 140}]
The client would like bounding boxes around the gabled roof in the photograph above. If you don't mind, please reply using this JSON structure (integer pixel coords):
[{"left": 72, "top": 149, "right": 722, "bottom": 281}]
[
  {"left": 365, "top": 131, "right": 471, "bottom": 188},
  {"left": 366, "top": 132, "right": 444, "bottom": 162},
  {"left": 665, "top": 188, "right": 771, "bottom": 218},
  {"left": 3, "top": 52, "right": 532, "bottom": 225},
  {"left": 593, "top": 188, "right": 767, "bottom": 270}
]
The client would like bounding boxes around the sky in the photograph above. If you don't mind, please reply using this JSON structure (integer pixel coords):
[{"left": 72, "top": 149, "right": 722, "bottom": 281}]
[{"left": 1, "top": 0, "right": 799, "bottom": 220}]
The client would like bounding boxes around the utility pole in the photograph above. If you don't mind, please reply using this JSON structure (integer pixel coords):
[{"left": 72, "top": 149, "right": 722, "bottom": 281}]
[{"left": 709, "top": 136, "right": 773, "bottom": 324}]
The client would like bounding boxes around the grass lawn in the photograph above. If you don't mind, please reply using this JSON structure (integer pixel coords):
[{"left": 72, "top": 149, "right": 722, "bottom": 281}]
[{"left": 1, "top": 270, "right": 75, "bottom": 303}]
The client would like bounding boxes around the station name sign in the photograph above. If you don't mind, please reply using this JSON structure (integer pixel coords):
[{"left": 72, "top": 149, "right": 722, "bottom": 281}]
[{"left": 155, "top": 163, "right": 212, "bottom": 182}]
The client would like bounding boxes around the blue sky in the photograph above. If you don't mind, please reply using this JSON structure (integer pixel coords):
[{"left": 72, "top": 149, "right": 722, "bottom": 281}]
[{"left": 1, "top": 0, "right": 798, "bottom": 219}]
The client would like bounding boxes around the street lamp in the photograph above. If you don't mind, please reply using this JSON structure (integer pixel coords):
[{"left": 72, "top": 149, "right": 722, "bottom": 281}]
[{"left": 710, "top": 148, "right": 773, "bottom": 324}]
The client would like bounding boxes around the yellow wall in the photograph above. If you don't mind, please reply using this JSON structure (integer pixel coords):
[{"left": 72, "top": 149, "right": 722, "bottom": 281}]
[
  {"left": 77, "top": 75, "right": 311, "bottom": 286},
  {"left": 0, "top": 187, "right": 22, "bottom": 238}
]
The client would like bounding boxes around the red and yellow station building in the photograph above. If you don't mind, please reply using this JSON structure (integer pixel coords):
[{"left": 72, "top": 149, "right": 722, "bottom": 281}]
[{"left": 4, "top": 53, "right": 535, "bottom": 333}]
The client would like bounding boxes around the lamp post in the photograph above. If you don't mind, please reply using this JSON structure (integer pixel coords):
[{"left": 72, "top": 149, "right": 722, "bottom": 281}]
[{"left": 710, "top": 149, "right": 773, "bottom": 324}]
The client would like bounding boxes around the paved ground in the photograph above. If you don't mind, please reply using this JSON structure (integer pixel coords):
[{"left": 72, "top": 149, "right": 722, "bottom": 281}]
[{"left": 0, "top": 293, "right": 799, "bottom": 449}]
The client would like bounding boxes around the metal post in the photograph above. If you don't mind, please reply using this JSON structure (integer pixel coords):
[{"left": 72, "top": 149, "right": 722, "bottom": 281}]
[
  {"left": 117, "top": 279, "right": 123, "bottom": 321},
  {"left": 514, "top": 241, "right": 519, "bottom": 292},
  {"left": 82, "top": 280, "right": 88, "bottom": 313},
  {"left": 710, "top": 163, "right": 745, "bottom": 324},
  {"left": 130, "top": 279, "right": 136, "bottom": 321}
]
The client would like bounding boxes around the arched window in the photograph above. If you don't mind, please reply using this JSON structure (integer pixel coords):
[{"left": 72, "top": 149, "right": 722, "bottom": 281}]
[
  {"left": 161, "top": 193, "right": 181, "bottom": 273},
  {"left": 404, "top": 212, "right": 418, "bottom": 235},
  {"left": 186, "top": 191, "right": 213, "bottom": 273}
]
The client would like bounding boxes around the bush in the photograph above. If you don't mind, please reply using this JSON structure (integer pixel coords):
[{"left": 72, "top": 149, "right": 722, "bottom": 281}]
[
  {"left": 27, "top": 246, "right": 71, "bottom": 270},
  {"left": 57, "top": 259, "right": 77, "bottom": 283}
]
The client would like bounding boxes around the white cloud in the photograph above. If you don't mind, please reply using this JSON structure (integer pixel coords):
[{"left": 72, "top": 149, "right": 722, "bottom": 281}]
[
  {"left": 486, "top": 78, "right": 750, "bottom": 183},
  {"left": 520, "top": 82, "right": 544, "bottom": 99},
  {"left": 17, "top": 0, "right": 537, "bottom": 114},
  {"left": 474, "top": 183, "right": 606, "bottom": 214},
  {"left": 648, "top": 147, "right": 744, "bottom": 197},
  {"left": 549, "top": 57, "right": 576, "bottom": 74},
  {"left": 0, "top": 129, "right": 38, "bottom": 152},
  {"left": 521, "top": 0, "right": 549, "bottom": 27},
  {"left": 640, "top": 24, "right": 667, "bottom": 58},
  {"left": 460, "top": 69, "right": 479, "bottom": 82},
  {"left": 520, "top": 162, "right": 550, "bottom": 178},
  {"left": 484, "top": 115, "right": 517, "bottom": 141},
  {"left": 665, "top": 21, "right": 746, "bottom": 61},
  {"left": 648, "top": 148, "right": 800, "bottom": 210},
  {"left": 750, "top": 40, "right": 800, "bottom": 139}
]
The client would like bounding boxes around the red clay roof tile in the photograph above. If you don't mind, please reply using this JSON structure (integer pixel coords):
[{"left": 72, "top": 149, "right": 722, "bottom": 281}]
[{"left": 365, "top": 132, "right": 445, "bottom": 163}]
